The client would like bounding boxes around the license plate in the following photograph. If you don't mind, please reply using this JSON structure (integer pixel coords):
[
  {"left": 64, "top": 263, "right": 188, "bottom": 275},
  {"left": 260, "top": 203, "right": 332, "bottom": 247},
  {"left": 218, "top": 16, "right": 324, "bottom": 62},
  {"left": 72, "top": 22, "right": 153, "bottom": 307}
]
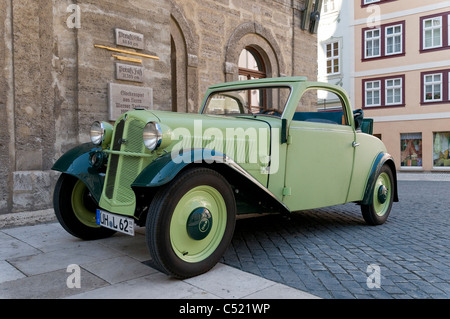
[{"left": 96, "top": 209, "right": 135, "bottom": 236}]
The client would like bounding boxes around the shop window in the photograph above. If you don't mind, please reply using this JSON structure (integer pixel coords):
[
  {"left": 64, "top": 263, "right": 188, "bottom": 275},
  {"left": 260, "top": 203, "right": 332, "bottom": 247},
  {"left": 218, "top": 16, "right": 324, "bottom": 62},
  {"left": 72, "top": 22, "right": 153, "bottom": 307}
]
[
  {"left": 433, "top": 132, "right": 450, "bottom": 168},
  {"left": 401, "top": 133, "right": 423, "bottom": 167}
]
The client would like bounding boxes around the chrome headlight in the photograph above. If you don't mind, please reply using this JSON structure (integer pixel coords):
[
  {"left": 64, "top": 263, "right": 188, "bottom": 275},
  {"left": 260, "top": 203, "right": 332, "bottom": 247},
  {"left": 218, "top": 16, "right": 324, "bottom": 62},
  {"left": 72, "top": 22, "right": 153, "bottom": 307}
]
[
  {"left": 143, "top": 122, "right": 162, "bottom": 151},
  {"left": 90, "top": 121, "right": 113, "bottom": 146}
]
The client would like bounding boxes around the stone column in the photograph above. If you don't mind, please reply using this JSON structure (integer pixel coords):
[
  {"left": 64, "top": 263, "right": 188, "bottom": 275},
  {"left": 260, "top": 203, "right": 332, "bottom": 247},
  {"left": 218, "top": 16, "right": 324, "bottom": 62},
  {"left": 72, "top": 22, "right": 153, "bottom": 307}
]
[{"left": 0, "top": 0, "right": 14, "bottom": 214}]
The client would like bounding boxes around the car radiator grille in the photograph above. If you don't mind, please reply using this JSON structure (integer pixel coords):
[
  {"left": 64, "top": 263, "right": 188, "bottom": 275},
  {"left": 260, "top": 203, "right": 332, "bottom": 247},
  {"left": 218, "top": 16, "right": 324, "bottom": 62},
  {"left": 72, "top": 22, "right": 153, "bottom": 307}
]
[{"left": 104, "top": 117, "right": 150, "bottom": 209}]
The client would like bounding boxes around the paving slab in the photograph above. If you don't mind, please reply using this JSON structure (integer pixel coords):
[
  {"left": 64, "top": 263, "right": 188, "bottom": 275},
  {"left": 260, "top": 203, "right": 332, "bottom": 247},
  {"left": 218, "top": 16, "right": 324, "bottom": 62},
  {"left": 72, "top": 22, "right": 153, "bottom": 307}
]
[
  {"left": 0, "top": 268, "right": 108, "bottom": 299},
  {"left": 0, "top": 261, "right": 25, "bottom": 284},
  {"left": 8, "top": 242, "right": 123, "bottom": 276},
  {"left": 82, "top": 255, "right": 158, "bottom": 284},
  {"left": 2, "top": 223, "right": 74, "bottom": 253},
  {"left": 243, "top": 283, "right": 320, "bottom": 299},
  {"left": 185, "top": 263, "right": 276, "bottom": 299},
  {"left": 68, "top": 268, "right": 221, "bottom": 299},
  {"left": 0, "top": 235, "right": 41, "bottom": 260}
]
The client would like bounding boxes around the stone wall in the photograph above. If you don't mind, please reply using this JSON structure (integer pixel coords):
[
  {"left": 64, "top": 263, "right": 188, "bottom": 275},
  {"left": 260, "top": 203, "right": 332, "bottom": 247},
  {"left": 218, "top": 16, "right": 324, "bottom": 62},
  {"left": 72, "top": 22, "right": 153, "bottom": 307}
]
[{"left": 0, "top": 0, "right": 317, "bottom": 221}]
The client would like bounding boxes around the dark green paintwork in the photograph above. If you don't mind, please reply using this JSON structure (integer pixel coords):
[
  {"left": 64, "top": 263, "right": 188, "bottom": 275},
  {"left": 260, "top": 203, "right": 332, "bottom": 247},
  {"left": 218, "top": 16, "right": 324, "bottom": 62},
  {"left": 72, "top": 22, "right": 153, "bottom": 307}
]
[
  {"left": 132, "top": 149, "right": 226, "bottom": 188},
  {"left": 52, "top": 143, "right": 105, "bottom": 203},
  {"left": 362, "top": 153, "right": 399, "bottom": 206}
]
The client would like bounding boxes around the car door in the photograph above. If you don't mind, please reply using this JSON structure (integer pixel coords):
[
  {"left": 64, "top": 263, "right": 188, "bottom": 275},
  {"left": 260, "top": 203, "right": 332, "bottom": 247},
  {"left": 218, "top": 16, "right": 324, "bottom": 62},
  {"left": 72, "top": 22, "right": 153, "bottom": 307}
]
[{"left": 283, "top": 86, "right": 356, "bottom": 211}]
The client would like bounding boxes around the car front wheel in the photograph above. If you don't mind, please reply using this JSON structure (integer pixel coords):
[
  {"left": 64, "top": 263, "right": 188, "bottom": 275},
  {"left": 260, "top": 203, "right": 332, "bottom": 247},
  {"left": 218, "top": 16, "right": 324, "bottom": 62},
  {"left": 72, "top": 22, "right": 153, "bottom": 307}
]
[
  {"left": 54, "top": 174, "right": 116, "bottom": 240},
  {"left": 145, "top": 167, "right": 236, "bottom": 279},
  {"left": 361, "top": 165, "right": 394, "bottom": 226}
]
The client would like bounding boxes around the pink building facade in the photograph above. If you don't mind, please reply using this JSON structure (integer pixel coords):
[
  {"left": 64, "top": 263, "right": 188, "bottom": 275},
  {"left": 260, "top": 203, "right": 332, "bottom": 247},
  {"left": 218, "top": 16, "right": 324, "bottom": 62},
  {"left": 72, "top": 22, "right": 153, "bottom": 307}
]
[{"left": 353, "top": 0, "right": 450, "bottom": 172}]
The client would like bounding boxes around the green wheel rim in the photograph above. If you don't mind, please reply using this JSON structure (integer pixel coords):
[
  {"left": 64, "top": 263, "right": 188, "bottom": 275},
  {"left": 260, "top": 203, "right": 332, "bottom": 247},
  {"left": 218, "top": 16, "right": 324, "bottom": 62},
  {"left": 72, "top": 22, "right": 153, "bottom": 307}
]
[
  {"left": 170, "top": 186, "right": 227, "bottom": 263},
  {"left": 373, "top": 172, "right": 392, "bottom": 217},
  {"left": 71, "top": 180, "right": 99, "bottom": 228}
]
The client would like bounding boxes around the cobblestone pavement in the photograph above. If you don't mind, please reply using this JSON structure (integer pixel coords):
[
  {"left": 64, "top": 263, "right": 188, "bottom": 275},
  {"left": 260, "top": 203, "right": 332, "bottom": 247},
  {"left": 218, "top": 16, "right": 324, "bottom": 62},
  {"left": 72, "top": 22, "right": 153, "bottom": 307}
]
[{"left": 221, "top": 180, "right": 450, "bottom": 299}]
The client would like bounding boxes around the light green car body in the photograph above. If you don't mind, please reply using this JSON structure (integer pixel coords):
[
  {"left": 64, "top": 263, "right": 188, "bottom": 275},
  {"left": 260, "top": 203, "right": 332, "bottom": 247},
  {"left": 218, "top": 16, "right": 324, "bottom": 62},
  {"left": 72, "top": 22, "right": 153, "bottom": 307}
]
[{"left": 53, "top": 76, "right": 398, "bottom": 224}]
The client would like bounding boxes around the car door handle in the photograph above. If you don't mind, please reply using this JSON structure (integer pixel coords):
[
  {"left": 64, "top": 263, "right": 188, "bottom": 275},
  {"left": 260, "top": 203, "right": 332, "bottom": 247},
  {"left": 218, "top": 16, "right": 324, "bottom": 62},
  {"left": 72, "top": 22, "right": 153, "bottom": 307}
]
[{"left": 352, "top": 141, "right": 360, "bottom": 148}]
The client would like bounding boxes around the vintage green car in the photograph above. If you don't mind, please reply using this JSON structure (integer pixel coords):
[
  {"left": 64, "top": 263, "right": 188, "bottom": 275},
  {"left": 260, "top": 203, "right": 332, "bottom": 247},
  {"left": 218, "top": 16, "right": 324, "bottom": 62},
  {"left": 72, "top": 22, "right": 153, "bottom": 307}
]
[{"left": 52, "top": 77, "right": 398, "bottom": 278}]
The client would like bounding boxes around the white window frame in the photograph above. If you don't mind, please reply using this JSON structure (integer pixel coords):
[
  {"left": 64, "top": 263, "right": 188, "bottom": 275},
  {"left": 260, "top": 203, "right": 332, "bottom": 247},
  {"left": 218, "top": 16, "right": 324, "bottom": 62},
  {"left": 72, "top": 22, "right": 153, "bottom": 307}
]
[
  {"left": 323, "top": 0, "right": 336, "bottom": 13},
  {"left": 365, "top": 80, "right": 381, "bottom": 107},
  {"left": 365, "top": 28, "right": 381, "bottom": 59},
  {"left": 424, "top": 73, "right": 443, "bottom": 102},
  {"left": 325, "top": 41, "right": 340, "bottom": 75},
  {"left": 385, "top": 24, "right": 403, "bottom": 56},
  {"left": 364, "top": 0, "right": 380, "bottom": 4},
  {"left": 385, "top": 78, "right": 402, "bottom": 105},
  {"left": 423, "top": 16, "right": 443, "bottom": 50},
  {"left": 448, "top": 14, "right": 450, "bottom": 48}
]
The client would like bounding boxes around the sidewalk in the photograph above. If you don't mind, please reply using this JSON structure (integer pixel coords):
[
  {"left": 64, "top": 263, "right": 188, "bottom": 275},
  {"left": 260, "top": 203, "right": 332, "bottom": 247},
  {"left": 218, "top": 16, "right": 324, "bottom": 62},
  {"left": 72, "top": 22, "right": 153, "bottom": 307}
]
[
  {"left": 0, "top": 221, "right": 318, "bottom": 299},
  {"left": 397, "top": 171, "right": 450, "bottom": 182}
]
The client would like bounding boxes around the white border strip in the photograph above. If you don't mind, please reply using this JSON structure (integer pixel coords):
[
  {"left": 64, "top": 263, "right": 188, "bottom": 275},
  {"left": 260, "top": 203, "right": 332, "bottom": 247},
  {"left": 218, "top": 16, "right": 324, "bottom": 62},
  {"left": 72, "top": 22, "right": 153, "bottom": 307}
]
[
  {"left": 353, "top": 60, "right": 450, "bottom": 78},
  {"left": 372, "top": 112, "right": 450, "bottom": 122},
  {"left": 353, "top": 2, "right": 450, "bottom": 26}
]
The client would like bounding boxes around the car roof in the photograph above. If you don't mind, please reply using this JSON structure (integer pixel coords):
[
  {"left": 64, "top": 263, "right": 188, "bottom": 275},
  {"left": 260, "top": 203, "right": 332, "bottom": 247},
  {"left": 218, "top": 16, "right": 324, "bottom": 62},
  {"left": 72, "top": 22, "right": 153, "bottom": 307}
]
[{"left": 208, "top": 76, "right": 309, "bottom": 89}]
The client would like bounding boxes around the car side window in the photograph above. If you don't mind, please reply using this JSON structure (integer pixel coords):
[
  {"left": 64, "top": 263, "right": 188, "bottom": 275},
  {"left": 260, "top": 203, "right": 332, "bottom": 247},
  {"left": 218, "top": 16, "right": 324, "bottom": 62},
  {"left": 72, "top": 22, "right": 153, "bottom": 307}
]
[{"left": 294, "top": 89, "right": 348, "bottom": 126}]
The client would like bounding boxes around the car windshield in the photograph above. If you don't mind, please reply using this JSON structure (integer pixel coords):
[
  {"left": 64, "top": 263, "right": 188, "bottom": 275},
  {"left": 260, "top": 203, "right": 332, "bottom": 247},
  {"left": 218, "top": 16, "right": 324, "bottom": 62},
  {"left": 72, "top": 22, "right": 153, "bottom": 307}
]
[{"left": 202, "top": 86, "right": 291, "bottom": 117}]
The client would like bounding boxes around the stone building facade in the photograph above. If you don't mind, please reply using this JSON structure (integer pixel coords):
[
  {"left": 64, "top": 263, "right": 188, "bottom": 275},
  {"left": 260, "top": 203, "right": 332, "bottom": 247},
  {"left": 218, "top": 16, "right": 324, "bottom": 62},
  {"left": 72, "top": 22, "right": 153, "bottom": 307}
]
[{"left": 0, "top": 0, "right": 317, "bottom": 218}]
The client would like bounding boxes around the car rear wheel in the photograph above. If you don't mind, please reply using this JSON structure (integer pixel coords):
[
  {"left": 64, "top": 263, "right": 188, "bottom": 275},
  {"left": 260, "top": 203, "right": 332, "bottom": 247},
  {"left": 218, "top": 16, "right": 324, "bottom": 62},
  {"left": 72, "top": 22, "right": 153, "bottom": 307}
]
[
  {"left": 54, "top": 174, "right": 116, "bottom": 240},
  {"left": 361, "top": 165, "right": 394, "bottom": 226},
  {"left": 146, "top": 167, "right": 236, "bottom": 279}
]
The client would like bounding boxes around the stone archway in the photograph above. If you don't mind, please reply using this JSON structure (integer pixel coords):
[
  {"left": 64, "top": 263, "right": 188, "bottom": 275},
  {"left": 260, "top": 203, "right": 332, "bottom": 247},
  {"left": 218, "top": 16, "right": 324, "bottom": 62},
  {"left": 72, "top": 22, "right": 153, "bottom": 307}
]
[
  {"left": 169, "top": 2, "right": 199, "bottom": 113},
  {"left": 224, "top": 22, "right": 286, "bottom": 82}
]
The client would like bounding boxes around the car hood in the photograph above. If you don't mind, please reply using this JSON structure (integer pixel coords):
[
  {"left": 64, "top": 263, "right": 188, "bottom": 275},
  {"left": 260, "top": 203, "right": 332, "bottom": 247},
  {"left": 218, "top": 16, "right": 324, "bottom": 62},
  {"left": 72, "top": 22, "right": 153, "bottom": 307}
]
[
  {"left": 149, "top": 110, "right": 274, "bottom": 130},
  {"left": 146, "top": 110, "right": 276, "bottom": 165}
]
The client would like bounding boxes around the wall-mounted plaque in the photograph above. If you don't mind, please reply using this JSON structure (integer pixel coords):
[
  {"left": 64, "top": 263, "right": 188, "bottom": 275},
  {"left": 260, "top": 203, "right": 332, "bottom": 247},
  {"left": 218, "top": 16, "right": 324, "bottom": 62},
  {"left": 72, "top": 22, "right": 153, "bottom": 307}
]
[
  {"left": 115, "top": 28, "right": 145, "bottom": 50},
  {"left": 116, "top": 63, "right": 144, "bottom": 83},
  {"left": 108, "top": 83, "right": 153, "bottom": 121}
]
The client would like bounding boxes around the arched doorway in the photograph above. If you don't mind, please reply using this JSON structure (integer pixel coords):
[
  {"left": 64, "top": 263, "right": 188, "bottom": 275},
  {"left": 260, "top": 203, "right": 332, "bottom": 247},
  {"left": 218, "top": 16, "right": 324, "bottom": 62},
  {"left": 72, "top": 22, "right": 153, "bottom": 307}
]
[
  {"left": 169, "top": 1, "right": 199, "bottom": 113},
  {"left": 238, "top": 47, "right": 267, "bottom": 113},
  {"left": 238, "top": 47, "right": 266, "bottom": 81}
]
